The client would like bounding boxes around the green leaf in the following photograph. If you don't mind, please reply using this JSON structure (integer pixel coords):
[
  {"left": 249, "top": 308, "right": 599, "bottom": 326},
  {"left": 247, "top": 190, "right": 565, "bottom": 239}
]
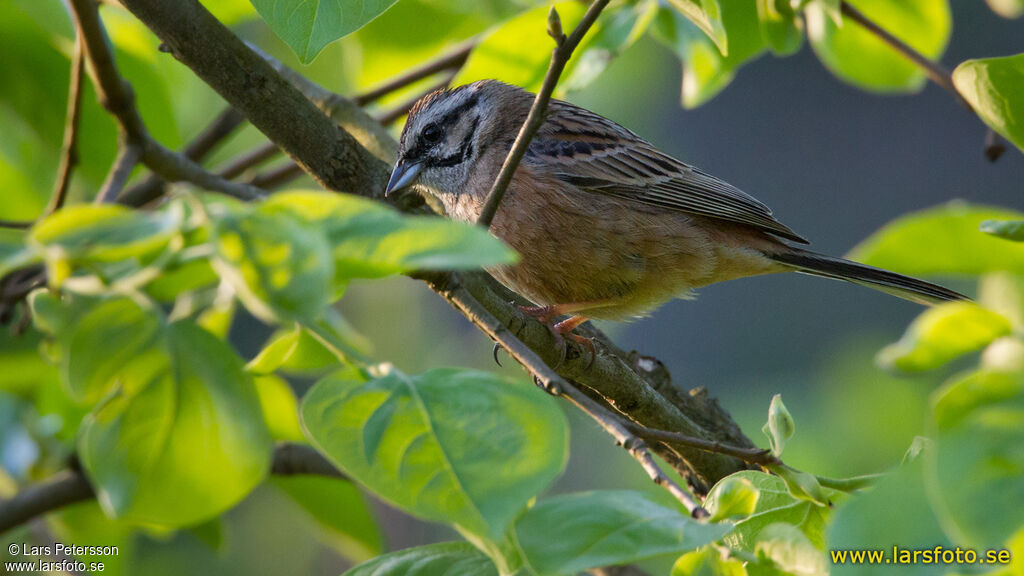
[
  {"left": 828, "top": 455, "right": 950, "bottom": 576},
  {"left": 301, "top": 367, "right": 567, "bottom": 540},
  {"left": 756, "top": 0, "right": 803, "bottom": 55},
  {"left": 877, "top": 302, "right": 1012, "bottom": 373},
  {"left": 981, "top": 220, "right": 1024, "bottom": 242},
  {"left": 514, "top": 490, "right": 730, "bottom": 576},
  {"left": 48, "top": 502, "right": 135, "bottom": 576},
  {"left": 561, "top": 0, "right": 658, "bottom": 93},
  {"left": 750, "top": 523, "right": 827, "bottom": 576},
  {"left": 0, "top": 228, "right": 38, "bottom": 279},
  {"left": 772, "top": 465, "right": 829, "bottom": 506},
  {"left": 761, "top": 394, "right": 794, "bottom": 457},
  {"left": 665, "top": 0, "right": 729, "bottom": 55},
  {"left": 716, "top": 471, "right": 834, "bottom": 552},
  {"left": 250, "top": 0, "right": 400, "bottom": 63},
  {"left": 986, "top": 0, "right": 1024, "bottom": 18},
  {"left": 263, "top": 191, "right": 516, "bottom": 278},
  {"left": 806, "top": 0, "right": 951, "bottom": 92},
  {"left": 212, "top": 203, "right": 334, "bottom": 323},
  {"left": 143, "top": 258, "right": 219, "bottom": 302},
  {"left": 849, "top": 202, "right": 1024, "bottom": 276},
  {"left": 255, "top": 374, "right": 305, "bottom": 442},
  {"left": 30, "top": 204, "right": 182, "bottom": 263},
  {"left": 62, "top": 297, "right": 162, "bottom": 402},
  {"left": 954, "top": 54, "right": 1024, "bottom": 154},
  {"left": 705, "top": 475, "right": 760, "bottom": 521},
  {"left": 79, "top": 321, "right": 272, "bottom": 527},
  {"left": 930, "top": 369, "right": 1024, "bottom": 547},
  {"left": 652, "top": 0, "right": 766, "bottom": 108},
  {"left": 344, "top": 542, "right": 498, "bottom": 576},
  {"left": 672, "top": 547, "right": 747, "bottom": 576},
  {"left": 274, "top": 475, "right": 382, "bottom": 563},
  {"left": 247, "top": 325, "right": 302, "bottom": 375}
]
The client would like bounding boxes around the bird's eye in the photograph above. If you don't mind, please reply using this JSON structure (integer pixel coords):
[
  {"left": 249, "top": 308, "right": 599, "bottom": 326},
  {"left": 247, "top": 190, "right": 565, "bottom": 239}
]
[{"left": 422, "top": 123, "right": 442, "bottom": 145}]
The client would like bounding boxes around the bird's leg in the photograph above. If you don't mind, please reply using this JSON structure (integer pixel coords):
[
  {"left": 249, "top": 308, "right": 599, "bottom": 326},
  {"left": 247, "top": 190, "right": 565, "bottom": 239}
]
[{"left": 519, "top": 302, "right": 611, "bottom": 369}]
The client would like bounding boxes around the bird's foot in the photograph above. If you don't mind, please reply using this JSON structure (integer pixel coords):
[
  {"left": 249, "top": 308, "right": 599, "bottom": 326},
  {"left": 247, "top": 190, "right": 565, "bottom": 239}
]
[{"left": 516, "top": 305, "right": 596, "bottom": 370}]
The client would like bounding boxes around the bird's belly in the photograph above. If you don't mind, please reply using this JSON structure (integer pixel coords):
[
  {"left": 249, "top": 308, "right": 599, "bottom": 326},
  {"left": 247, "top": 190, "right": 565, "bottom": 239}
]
[{"left": 486, "top": 190, "right": 720, "bottom": 320}]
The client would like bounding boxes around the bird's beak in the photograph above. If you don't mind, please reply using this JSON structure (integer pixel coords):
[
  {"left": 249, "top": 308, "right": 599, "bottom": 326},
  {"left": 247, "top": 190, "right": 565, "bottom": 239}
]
[{"left": 384, "top": 159, "right": 422, "bottom": 197}]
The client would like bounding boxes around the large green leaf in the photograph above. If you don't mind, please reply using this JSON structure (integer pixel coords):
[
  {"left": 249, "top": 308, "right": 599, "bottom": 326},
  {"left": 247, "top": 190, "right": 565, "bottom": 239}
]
[
  {"left": 665, "top": 0, "right": 728, "bottom": 55},
  {"left": 713, "top": 471, "right": 833, "bottom": 552},
  {"left": 672, "top": 547, "right": 747, "bottom": 576},
  {"left": 344, "top": 542, "right": 498, "bottom": 576},
  {"left": 212, "top": 203, "right": 334, "bottom": 323},
  {"left": 301, "top": 367, "right": 568, "bottom": 540},
  {"left": 652, "top": 0, "right": 766, "bottom": 108},
  {"left": 250, "top": 0, "right": 400, "bottom": 63},
  {"left": 930, "top": 369, "right": 1024, "bottom": 547},
  {"left": 849, "top": 202, "right": 1024, "bottom": 276},
  {"left": 30, "top": 204, "right": 182, "bottom": 263},
  {"left": 62, "top": 297, "right": 162, "bottom": 402},
  {"left": 273, "top": 475, "right": 382, "bottom": 562},
  {"left": 953, "top": 54, "right": 1024, "bottom": 154},
  {"left": 877, "top": 302, "right": 1012, "bottom": 373},
  {"left": 263, "top": 191, "right": 516, "bottom": 278},
  {"left": 807, "top": 0, "right": 951, "bottom": 92},
  {"left": 79, "top": 321, "right": 272, "bottom": 527},
  {"left": 513, "top": 490, "right": 730, "bottom": 575}
]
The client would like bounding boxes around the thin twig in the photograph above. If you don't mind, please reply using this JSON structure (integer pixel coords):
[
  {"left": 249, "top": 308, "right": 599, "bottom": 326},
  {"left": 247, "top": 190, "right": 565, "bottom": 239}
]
[
  {"left": 839, "top": 0, "right": 1006, "bottom": 160},
  {"left": 217, "top": 141, "right": 281, "bottom": 179},
  {"left": 68, "top": 0, "right": 262, "bottom": 202},
  {"left": 96, "top": 137, "right": 142, "bottom": 203},
  {"left": 353, "top": 39, "right": 475, "bottom": 106},
  {"left": 49, "top": 34, "right": 86, "bottom": 214},
  {"left": 628, "top": 426, "right": 780, "bottom": 467},
  {"left": 247, "top": 161, "right": 304, "bottom": 190},
  {"left": 0, "top": 443, "right": 346, "bottom": 535},
  {"left": 476, "top": 1, "right": 610, "bottom": 228},
  {"left": 374, "top": 72, "right": 456, "bottom": 126}
]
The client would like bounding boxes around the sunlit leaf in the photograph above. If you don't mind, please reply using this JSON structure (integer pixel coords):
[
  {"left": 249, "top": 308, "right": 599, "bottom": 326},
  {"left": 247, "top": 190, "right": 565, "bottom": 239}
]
[
  {"left": 514, "top": 490, "right": 730, "bottom": 575},
  {"left": 30, "top": 204, "right": 182, "bottom": 263},
  {"left": 212, "top": 204, "right": 334, "bottom": 323},
  {"left": 79, "top": 321, "right": 272, "bottom": 527},
  {"left": 344, "top": 542, "right": 497, "bottom": 576},
  {"left": 756, "top": 0, "right": 802, "bottom": 55},
  {"left": 749, "top": 523, "right": 827, "bottom": 576},
  {"left": 652, "top": 0, "right": 765, "bottom": 108},
  {"left": 762, "top": 394, "right": 794, "bottom": 457},
  {"left": 665, "top": 0, "right": 728, "bottom": 55},
  {"left": 274, "top": 475, "right": 382, "bottom": 562},
  {"left": 930, "top": 369, "right": 1024, "bottom": 547},
  {"left": 953, "top": 54, "right": 1024, "bottom": 154},
  {"left": 716, "top": 471, "right": 835, "bottom": 552},
  {"left": 301, "top": 367, "right": 567, "bottom": 540},
  {"left": 849, "top": 202, "right": 1024, "bottom": 276},
  {"left": 263, "top": 191, "right": 516, "bottom": 278},
  {"left": 806, "top": 0, "right": 951, "bottom": 92},
  {"left": 254, "top": 374, "right": 304, "bottom": 442},
  {"left": 247, "top": 325, "right": 302, "bottom": 375},
  {"left": 705, "top": 475, "right": 760, "bottom": 521},
  {"left": 62, "top": 297, "right": 162, "bottom": 402},
  {"left": 672, "top": 547, "right": 747, "bottom": 576},
  {"left": 877, "top": 302, "right": 1012, "bottom": 373},
  {"left": 250, "top": 0, "right": 401, "bottom": 63}
]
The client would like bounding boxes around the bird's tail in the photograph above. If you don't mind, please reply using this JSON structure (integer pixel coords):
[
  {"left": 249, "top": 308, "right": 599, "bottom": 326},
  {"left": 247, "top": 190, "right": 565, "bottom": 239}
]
[{"left": 769, "top": 249, "right": 967, "bottom": 305}]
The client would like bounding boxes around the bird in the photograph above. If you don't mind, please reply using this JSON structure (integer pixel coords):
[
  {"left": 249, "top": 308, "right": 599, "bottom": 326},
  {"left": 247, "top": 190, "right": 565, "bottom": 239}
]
[{"left": 384, "top": 79, "right": 965, "bottom": 348}]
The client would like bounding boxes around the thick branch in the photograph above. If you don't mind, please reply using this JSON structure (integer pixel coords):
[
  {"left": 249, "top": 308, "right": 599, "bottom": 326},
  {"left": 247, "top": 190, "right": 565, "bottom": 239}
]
[
  {"left": 0, "top": 443, "right": 345, "bottom": 535},
  {"left": 476, "top": 1, "right": 610, "bottom": 228}
]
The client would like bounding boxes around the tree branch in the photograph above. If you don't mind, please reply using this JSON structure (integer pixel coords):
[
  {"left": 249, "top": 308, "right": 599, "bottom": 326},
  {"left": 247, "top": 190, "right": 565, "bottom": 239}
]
[
  {"left": 839, "top": 0, "right": 1006, "bottom": 161},
  {"left": 67, "top": 0, "right": 263, "bottom": 202},
  {"left": 476, "top": 1, "right": 610, "bottom": 228},
  {"left": 216, "top": 141, "right": 282, "bottom": 180},
  {"left": 96, "top": 136, "right": 142, "bottom": 203},
  {"left": 352, "top": 38, "right": 475, "bottom": 107},
  {"left": 0, "top": 443, "right": 346, "bottom": 535},
  {"left": 49, "top": 34, "right": 86, "bottom": 214}
]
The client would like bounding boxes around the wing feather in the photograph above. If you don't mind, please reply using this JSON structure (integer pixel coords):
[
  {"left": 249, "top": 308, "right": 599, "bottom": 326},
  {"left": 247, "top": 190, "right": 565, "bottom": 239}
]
[{"left": 526, "top": 100, "right": 809, "bottom": 244}]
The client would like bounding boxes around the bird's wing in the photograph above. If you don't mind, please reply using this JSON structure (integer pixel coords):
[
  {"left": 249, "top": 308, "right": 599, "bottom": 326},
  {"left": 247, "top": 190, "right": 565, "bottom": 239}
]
[{"left": 526, "top": 100, "right": 809, "bottom": 244}]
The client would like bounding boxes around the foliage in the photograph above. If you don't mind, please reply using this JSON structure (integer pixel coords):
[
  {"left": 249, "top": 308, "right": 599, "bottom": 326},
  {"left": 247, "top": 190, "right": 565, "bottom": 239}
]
[{"left": 1, "top": 0, "right": 1023, "bottom": 575}]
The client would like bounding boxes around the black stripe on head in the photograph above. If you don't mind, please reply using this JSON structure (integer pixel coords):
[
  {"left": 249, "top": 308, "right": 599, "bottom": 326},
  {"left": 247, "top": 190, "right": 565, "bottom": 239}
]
[{"left": 433, "top": 115, "right": 479, "bottom": 168}]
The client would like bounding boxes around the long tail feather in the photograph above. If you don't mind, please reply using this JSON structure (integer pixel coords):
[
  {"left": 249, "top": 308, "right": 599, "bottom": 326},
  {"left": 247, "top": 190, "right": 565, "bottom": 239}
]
[{"left": 769, "top": 250, "right": 967, "bottom": 305}]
